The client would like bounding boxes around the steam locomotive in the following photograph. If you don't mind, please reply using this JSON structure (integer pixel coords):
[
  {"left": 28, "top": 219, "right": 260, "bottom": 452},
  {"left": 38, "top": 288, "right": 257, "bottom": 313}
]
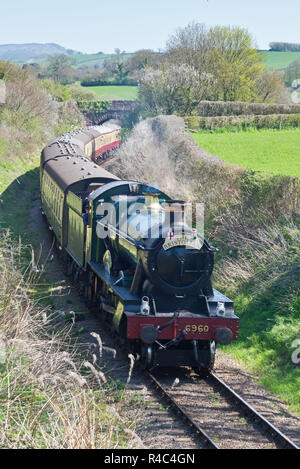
[{"left": 40, "top": 121, "right": 239, "bottom": 373}]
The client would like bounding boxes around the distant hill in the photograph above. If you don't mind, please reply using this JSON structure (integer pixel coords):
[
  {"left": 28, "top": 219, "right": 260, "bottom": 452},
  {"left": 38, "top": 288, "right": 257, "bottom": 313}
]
[
  {"left": 0, "top": 43, "right": 81, "bottom": 63},
  {"left": 0, "top": 43, "right": 134, "bottom": 69}
]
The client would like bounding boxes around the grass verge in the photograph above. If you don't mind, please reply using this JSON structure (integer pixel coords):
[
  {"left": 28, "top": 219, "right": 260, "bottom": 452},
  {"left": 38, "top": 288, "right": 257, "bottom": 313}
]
[
  {"left": 190, "top": 128, "right": 300, "bottom": 177},
  {"left": 0, "top": 154, "right": 140, "bottom": 448}
]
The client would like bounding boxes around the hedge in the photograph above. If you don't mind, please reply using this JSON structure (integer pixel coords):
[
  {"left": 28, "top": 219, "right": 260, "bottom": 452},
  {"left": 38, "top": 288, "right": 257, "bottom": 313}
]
[
  {"left": 269, "top": 42, "right": 300, "bottom": 52},
  {"left": 81, "top": 78, "right": 138, "bottom": 87},
  {"left": 185, "top": 114, "right": 300, "bottom": 131},
  {"left": 77, "top": 101, "right": 110, "bottom": 114},
  {"left": 197, "top": 101, "right": 300, "bottom": 117}
]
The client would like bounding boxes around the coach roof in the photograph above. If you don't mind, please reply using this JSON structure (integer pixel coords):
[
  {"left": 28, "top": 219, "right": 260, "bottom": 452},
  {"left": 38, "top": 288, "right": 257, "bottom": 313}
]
[
  {"left": 41, "top": 140, "right": 86, "bottom": 166},
  {"left": 41, "top": 122, "right": 121, "bottom": 166},
  {"left": 44, "top": 155, "right": 119, "bottom": 192}
]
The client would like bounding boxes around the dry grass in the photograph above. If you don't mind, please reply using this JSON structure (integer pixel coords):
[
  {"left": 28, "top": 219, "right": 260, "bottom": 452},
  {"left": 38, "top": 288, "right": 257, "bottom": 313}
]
[
  {"left": 213, "top": 211, "right": 300, "bottom": 292},
  {"left": 0, "top": 232, "right": 137, "bottom": 449},
  {"left": 111, "top": 115, "right": 235, "bottom": 202},
  {"left": 111, "top": 115, "right": 243, "bottom": 216}
]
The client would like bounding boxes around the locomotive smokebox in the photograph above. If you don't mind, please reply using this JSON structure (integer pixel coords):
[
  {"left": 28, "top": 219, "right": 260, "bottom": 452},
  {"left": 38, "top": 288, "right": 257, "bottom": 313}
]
[{"left": 142, "top": 239, "right": 214, "bottom": 296}]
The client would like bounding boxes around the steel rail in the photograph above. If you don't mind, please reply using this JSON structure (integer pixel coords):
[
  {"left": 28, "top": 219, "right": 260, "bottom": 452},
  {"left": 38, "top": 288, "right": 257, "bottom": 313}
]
[
  {"left": 87, "top": 306, "right": 219, "bottom": 449},
  {"left": 209, "top": 372, "right": 299, "bottom": 450},
  {"left": 147, "top": 371, "right": 220, "bottom": 450}
]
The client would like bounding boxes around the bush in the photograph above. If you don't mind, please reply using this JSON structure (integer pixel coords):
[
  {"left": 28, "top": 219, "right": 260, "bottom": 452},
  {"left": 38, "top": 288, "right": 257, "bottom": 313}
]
[
  {"left": 139, "top": 65, "right": 215, "bottom": 116},
  {"left": 55, "top": 100, "right": 85, "bottom": 135},
  {"left": 0, "top": 64, "right": 85, "bottom": 159},
  {"left": 185, "top": 114, "right": 300, "bottom": 131},
  {"left": 110, "top": 115, "right": 241, "bottom": 205},
  {"left": 81, "top": 78, "right": 137, "bottom": 87},
  {"left": 197, "top": 100, "right": 300, "bottom": 116},
  {"left": 68, "top": 83, "right": 100, "bottom": 102},
  {"left": 40, "top": 79, "right": 72, "bottom": 102}
]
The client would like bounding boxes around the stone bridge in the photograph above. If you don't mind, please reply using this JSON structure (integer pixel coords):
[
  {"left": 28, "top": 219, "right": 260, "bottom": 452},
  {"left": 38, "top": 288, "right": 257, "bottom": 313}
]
[{"left": 84, "top": 100, "right": 138, "bottom": 125}]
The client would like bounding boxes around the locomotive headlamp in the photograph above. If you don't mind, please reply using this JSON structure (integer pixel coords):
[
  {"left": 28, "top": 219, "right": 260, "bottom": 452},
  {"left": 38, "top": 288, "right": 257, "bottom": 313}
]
[
  {"left": 216, "top": 302, "right": 226, "bottom": 317},
  {"left": 140, "top": 297, "right": 150, "bottom": 316}
]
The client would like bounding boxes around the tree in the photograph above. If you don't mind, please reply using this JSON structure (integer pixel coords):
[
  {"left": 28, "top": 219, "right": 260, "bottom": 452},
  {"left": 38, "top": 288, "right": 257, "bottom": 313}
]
[
  {"left": 166, "top": 23, "right": 211, "bottom": 71},
  {"left": 255, "top": 71, "right": 287, "bottom": 103},
  {"left": 46, "top": 54, "right": 75, "bottom": 83},
  {"left": 270, "top": 42, "right": 300, "bottom": 52},
  {"left": 165, "top": 23, "right": 264, "bottom": 102},
  {"left": 139, "top": 64, "right": 215, "bottom": 115},
  {"left": 4, "top": 74, "right": 56, "bottom": 128},
  {"left": 112, "top": 62, "right": 130, "bottom": 83},
  {"left": 285, "top": 60, "right": 300, "bottom": 86},
  {"left": 207, "top": 26, "right": 264, "bottom": 101},
  {"left": 127, "top": 49, "right": 160, "bottom": 73},
  {"left": 22, "top": 63, "right": 43, "bottom": 78}
]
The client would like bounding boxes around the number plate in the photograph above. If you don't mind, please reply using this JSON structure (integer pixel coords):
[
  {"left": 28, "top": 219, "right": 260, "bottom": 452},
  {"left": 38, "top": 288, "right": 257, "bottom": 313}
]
[{"left": 185, "top": 324, "right": 209, "bottom": 334}]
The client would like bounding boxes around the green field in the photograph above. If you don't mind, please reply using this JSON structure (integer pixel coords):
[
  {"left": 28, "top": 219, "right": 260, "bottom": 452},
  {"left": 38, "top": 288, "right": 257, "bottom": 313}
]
[
  {"left": 191, "top": 129, "right": 300, "bottom": 177},
  {"left": 86, "top": 85, "right": 138, "bottom": 101},
  {"left": 72, "top": 53, "right": 132, "bottom": 69},
  {"left": 260, "top": 51, "right": 300, "bottom": 70}
]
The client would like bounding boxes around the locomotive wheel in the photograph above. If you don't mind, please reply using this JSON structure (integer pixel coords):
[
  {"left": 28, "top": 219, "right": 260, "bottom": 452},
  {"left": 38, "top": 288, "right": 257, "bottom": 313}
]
[
  {"left": 193, "top": 341, "right": 216, "bottom": 377},
  {"left": 140, "top": 344, "right": 154, "bottom": 370}
]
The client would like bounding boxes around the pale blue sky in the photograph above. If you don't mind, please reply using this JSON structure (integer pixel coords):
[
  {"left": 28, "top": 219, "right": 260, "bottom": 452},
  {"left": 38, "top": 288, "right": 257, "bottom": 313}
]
[{"left": 0, "top": 0, "right": 299, "bottom": 53}]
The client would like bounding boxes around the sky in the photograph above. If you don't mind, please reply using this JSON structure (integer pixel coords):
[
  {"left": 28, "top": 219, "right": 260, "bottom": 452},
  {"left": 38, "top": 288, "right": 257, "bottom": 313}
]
[{"left": 0, "top": 0, "right": 299, "bottom": 53}]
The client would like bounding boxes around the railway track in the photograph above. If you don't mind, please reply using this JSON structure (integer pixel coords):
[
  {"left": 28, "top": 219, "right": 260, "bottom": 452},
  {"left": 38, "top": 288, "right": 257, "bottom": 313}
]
[
  {"left": 146, "top": 368, "right": 299, "bottom": 450},
  {"left": 146, "top": 371, "right": 220, "bottom": 449},
  {"left": 208, "top": 372, "right": 299, "bottom": 450}
]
